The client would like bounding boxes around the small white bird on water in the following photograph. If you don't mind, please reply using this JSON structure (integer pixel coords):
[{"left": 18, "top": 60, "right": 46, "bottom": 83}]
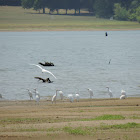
[
  {"left": 34, "top": 89, "right": 40, "bottom": 105},
  {"left": 120, "top": 90, "right": 127, "bottom": 99},
  {"left": 87, "top": 88, "right": 93, "bottom": 99},
  {"left": 27, "top": 89, "right": 33, "bottom": 100},
  {"left": 52, "top": 90, "right": 60, "bottom": 104},
  {"left": 106, "top": 87, "right": 113, "bottom": 98},
  {"left": 30, "top": 64, "right": 57, "bottom": 79}
]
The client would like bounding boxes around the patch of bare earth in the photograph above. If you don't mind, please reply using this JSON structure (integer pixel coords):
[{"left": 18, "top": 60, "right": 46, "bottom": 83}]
[{"left": 0, "top": 98, "right": 140, "bottom": 140}]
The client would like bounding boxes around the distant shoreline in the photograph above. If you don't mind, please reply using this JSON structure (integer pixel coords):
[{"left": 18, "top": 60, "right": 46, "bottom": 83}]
[
  {"left": 1, "top": 6, "right": 140, "bottom": 32},
  {"left": 0, "top": 28, "right": 140, "bottom": 32}
]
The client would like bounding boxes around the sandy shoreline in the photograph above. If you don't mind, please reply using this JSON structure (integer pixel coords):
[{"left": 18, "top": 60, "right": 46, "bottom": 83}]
[{"left": 0, "top": 97, "right": 140, "bottom": 140}]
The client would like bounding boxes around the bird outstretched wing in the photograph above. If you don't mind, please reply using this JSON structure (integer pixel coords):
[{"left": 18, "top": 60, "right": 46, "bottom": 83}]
[
  {"left": 30, "top": 64, "right": 57, "bottom": 79},
  {"left": 45, "top": 70, "right": 57, "bottom": 79},
  {"left": 34, "top": 77, "right": 45, "bottom": 82},
  {"left": 30, "top": 64, "right": 43, "bottom": 70}
]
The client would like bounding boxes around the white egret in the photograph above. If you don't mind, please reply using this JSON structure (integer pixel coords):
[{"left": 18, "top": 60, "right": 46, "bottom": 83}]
[
  {"left": 121, "top": 90, "right": 126, "bottom": 96},
  {"left": 87, "top": 88, "right": 93, "bottom": 99},
  {"left": 75, "top": 92, "right": 80, "bottom": 102},
  {"left": 34, "top": 89, "right": 40, "bottom": 105},
  {"left": 68, "top": 94, "right": 74, "bottom": 103},
  {"left": 106, "top": 87, "right": 113, "bottom": 98},
  {"left": 58, "top": 90, "right": 63, "bottom": 100},
  {"left": 52, "top": 90, "right": 59, "bottom": 104},
  {"left": 27, "top": 89, "right": 33, "bottom": 100},
  {"left": 120, "top": 90, "right": 127, "bottom": 99},
  {"left": 30, "top": 64, "right": 57, "bottom": 79},
  {"left": 120, "top": 94, "right": 126, "bottom": 99}
]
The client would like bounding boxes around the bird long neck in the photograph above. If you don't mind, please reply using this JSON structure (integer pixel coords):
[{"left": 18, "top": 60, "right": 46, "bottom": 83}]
[
  {"left": 107, "top": 87, "right": 109, "bottom": 91},
  {"left": 56, "top": 90, "right": 58, "bottom": 96}
]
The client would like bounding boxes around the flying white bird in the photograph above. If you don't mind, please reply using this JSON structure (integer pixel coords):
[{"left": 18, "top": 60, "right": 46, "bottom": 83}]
[
  {"left": 27, "top": 89, "right": 33, "bottom": 100},
  {"left": 87, "top": 88, "right": 93, "bottom": 99},
  {"left": 68, "top": 94, "right": 74, "bottom": 103},
  {"left": 30, "top": 64, "right": 57, "bottom": 79},
  {"left": 34, "top": 89, "right": 40, "bottom": 105},
  {"left": 120, "top": 90, "right": 127, "bottom": 99},
  {"left": 52, "top": 90, "right": 59, "bottom": 104},
  {"left": 106, "top": 87, "right": 113, "bottom": 98}
]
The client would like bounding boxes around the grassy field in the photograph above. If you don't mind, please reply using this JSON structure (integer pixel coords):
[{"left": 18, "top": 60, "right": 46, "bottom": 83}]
[
  {"left": 0, "top": 6, "right": 140, "bottom": 31},
  {"left": 0, "top": 98, "right": 140, "bottom": 140}
]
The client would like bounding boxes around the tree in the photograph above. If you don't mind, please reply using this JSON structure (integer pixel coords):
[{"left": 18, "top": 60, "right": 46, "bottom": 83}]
[
  {"left": 114, "top": 3, "right": 129, "bottom": 20},
  {"left": 93, "top": 0, "right": 115, "bottom": 18},
  {"left": 33, "top": 0, "right": 48, "bottom": 13},
  {"left": 0, "top": 0, "right": 21, "bottom": 6},
  {"left": 68, "top": 0, "right": 81, "bottom": 14},
  {"left": 136, "top": 6, "right": 140, "bottom": 22},
  {"left": 22, "top": 0, "right": 34, "bottom": 9}
]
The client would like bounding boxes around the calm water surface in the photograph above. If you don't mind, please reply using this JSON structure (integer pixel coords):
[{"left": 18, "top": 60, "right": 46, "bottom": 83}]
[{"left": 0, "top": 31, "right": 140, "bottom": 100}]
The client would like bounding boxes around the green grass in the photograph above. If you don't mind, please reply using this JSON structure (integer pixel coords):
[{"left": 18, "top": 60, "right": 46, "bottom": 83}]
[
  {"left": 99, "top": 122, "right": 140, "bottom": 130},
  {"left": 19, "top": 128, "right": 38, "bottom": 132},
  {"left": 130, "top": 116, "right": 140, "bottom": 119},
  {"left": 81, "top": 114, "right": 125, "bottom": 121},
  {"left": 0, "top": 115, "right": 125, "bottom": 125},
  {"left": 0, "top": 118, "right": 47, "bottom": 124},
  {"left": 93, "top": 114, "right": 125, "bottom": 120},
  {"left": 0, "top": 117, "right": 80, "bottom": 124},
  {"left": 0, "top": 6, "right": 140, "bottom": 31},
  {"left": 1, "top": 122, "right": 139, "bottom": 135},
  {"left": 63, "top": 122, "right": 140, "bottom": 136},
  {"left": 63, "top": 126, "right": 90, "bottom": 135}
]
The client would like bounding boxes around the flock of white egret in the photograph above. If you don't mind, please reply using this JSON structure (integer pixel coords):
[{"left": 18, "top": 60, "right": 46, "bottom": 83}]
[
  {"left": 0, "top": 63, "right": 127, "bottom": 103},
  {"left": 25, "top": 64, "right": 127, "bottom": 105}
]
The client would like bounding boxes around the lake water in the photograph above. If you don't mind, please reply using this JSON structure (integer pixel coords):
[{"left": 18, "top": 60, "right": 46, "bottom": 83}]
[{"left": 0, "top": 31, "right": 140, "bottom": 100}]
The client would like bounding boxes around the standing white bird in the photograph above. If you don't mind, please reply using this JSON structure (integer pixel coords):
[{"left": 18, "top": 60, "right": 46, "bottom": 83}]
[
  {"left": 106, "top": 87, "right": 113, "bottom": 98},
  {"left": 75, "top": 92, "right": 80, "bottom": 102},
  {"left": 30, "top": 64, "right": 57, "bottom": 79},
  {"left": 68, "top": 94, "right": 74, "bottom": 103},
  {"left": 121, "top": 90, "right": 126, "bottom": 96},
  {"left": 58, "top": 90, "right": 63, "bottom": 100},
  {"left": 120, "top": 90, "right": 127, "bottom": 99},
  {"left": 34, "top": 89, "right": 40, "bottom": 105},
  {"left": 120, "top": 95, "right": 126, "bottom": 99},
  {"left": 27, "top": 89, "right": 33, "bottom": 100},
  {"left": 87, "top": 88, "right": 93, "bottom": 99},
  {"left": 52, "top": 90, "right": 59, "bottom": 104}
]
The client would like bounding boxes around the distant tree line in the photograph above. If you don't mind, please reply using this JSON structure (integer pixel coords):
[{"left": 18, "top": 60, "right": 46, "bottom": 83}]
[
  {"left": 0, "top": 0, "right": 21, "bottom": 6},
  {"left": 0, "top": 0, "right": 140, "bottom": 22}
]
